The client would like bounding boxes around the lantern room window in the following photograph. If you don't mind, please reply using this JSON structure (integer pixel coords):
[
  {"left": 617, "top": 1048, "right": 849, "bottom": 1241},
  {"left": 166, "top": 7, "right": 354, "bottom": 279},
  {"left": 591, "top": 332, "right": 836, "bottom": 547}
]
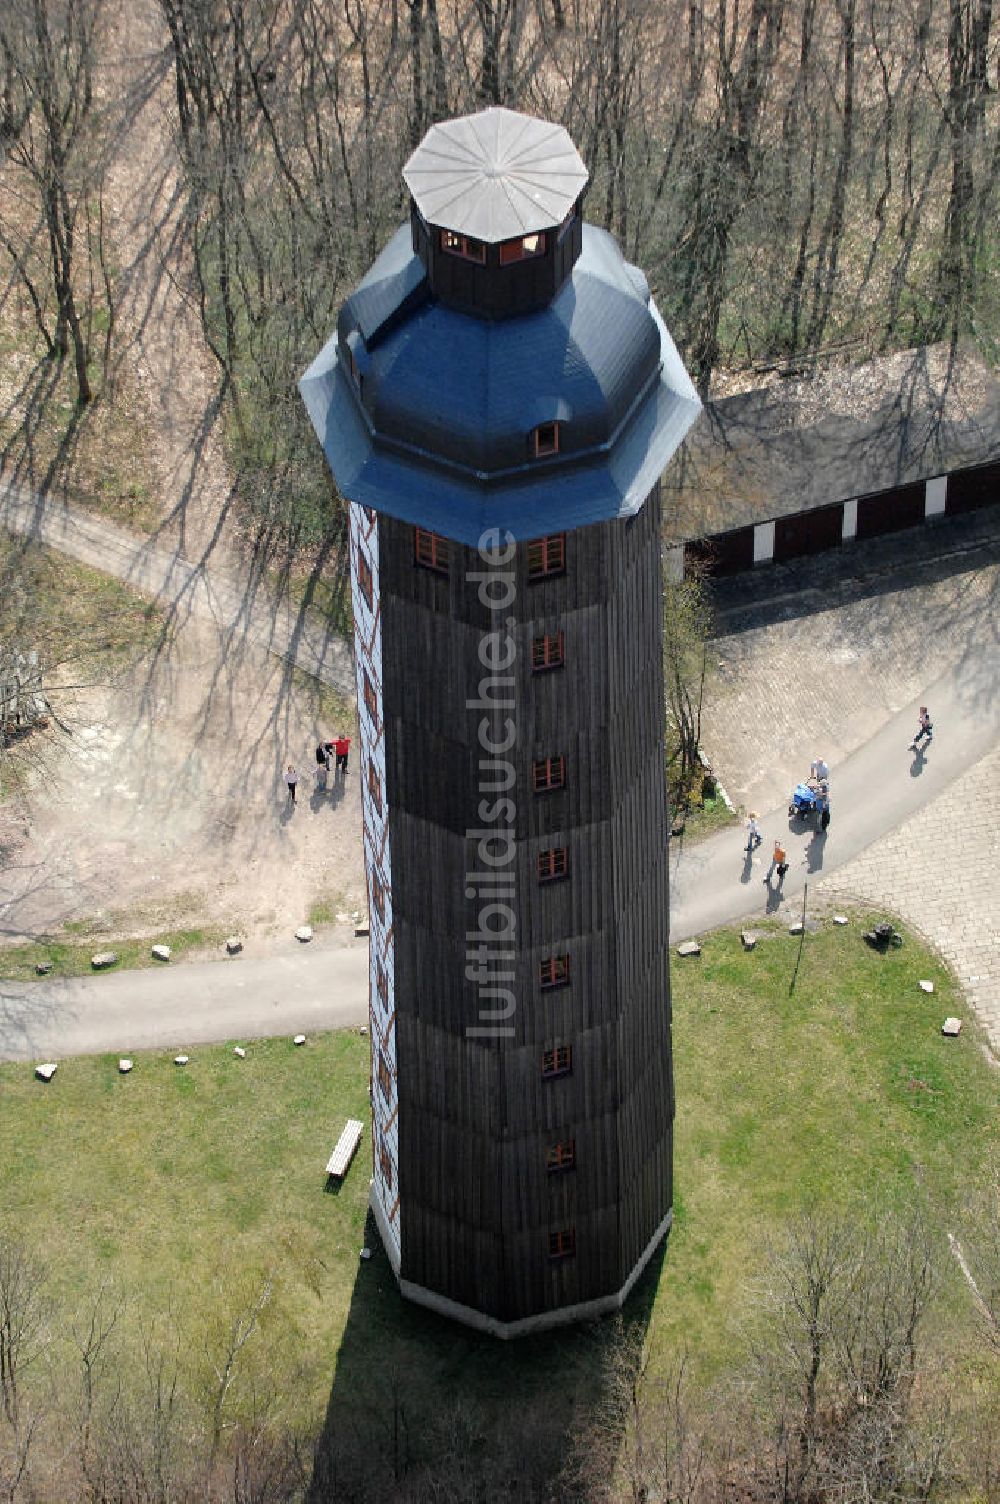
[
  {"left": 380, "top": 1143, "right": 393, "bottom": 1188},
  {"left": 377, "top": 1049, "right": 392, "bottom": 1100},
  {"left": 414, "top": 526, "right": 451, "bottom": 574},
  {"left": 440, "top": 228, "right": 486, "bottom": 264},
  {"left": 499, "top": 232, "right": 546, "bottom": 265},
  {"left": 532, "top": 422, "right": 560, "bottom": 459}
]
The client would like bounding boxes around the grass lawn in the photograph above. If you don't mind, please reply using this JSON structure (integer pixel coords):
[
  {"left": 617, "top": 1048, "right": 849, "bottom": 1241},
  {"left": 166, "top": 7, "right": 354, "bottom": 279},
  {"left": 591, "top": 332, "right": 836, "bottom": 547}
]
[
  {"left": 0, "top": 910, "right": 996, "bottom": 1493},
  {"left": 0, "top": 924, "right": 227, "bottom": 981}
]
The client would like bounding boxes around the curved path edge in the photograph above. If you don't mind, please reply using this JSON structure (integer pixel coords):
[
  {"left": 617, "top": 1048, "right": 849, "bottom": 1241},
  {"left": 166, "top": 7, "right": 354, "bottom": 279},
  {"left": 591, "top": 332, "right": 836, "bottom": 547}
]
[
  {"left": 669, "top": 660, "right": 1000, "bottom": 942},
  {"left": 0, "top": 478, "right": 355, "bottom": 695}
]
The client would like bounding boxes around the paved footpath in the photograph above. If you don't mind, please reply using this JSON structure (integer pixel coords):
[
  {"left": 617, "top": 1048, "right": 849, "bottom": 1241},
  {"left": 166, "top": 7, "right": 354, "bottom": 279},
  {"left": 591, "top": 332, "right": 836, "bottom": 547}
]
[
  {"left": 0, "top": 478, "right": 355, "bottom": 695},
  {"left": 2, "top": 486, "right": 999, "bottom": 1060},
  {"left": 3, "top": 656, "right": 996, "bottom": 1061},
  {"left": 0, "top": 938, "right": 370, "bottom": 1061}
]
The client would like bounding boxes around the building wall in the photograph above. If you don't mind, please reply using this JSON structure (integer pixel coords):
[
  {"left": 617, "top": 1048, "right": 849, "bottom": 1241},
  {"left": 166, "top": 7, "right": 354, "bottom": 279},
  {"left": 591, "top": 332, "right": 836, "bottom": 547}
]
[
  {"left": 686, "top": 459, "right": 1000, "bottom": 577},
  {"left": 377, "top": 493, "right": 673, "bottom": 1325},
  {"left": 350, "top": 502, "right": 400, "bottom": 1269}
]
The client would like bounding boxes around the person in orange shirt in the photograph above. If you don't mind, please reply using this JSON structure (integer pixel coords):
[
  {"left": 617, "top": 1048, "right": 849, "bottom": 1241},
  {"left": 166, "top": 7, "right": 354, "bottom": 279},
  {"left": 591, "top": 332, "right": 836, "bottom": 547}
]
[{"left": 765, "top": 839, "right": 787, "bottom": 885}]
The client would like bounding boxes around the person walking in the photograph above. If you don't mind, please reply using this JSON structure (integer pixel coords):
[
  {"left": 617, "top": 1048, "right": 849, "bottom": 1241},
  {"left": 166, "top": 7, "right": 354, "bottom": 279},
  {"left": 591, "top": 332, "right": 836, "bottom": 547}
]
[
  {"left": 745, "top": 812, "right": 762, "bottom": 853},
  {"left": 911, "top": 706, "right": 933, "bottom": 749},
  {"left": 285, "top": 763, "right": 298, "bottom": 806},
  {"left": 315, "top": 740, "right": 330, "bottom": 791},
  {"left": 335, "top": 732, "right": 351, "bottom": 775},
  {"left": 810, "top": 755, "right": 829, "bottom": 782},
  {"left": 765, "top": 839, "right": 787, "bottom": 885}
]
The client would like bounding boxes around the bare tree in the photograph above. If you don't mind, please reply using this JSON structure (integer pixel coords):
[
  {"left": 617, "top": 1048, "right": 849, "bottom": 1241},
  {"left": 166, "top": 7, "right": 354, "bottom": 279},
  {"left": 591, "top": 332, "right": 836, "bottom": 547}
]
[
  {"left": 0, "top": 1231, "right": 49, "bottom": 1502},
  {"left": 663, "top": 564, "right": 712, "bottom": 815},
  {"left": 957, "top": 1158, "right": 1000, "bottom": 1357},
  {"left": 753, "top": 1207, "right": 943, "bottom": 1504},
  {"left": 0, "top": 0, "right": 108, "bottom": 405},
  {"left": 935, "top": 0, "right": 995, "bottom": 341},
  {"left": 204, "top": 1273, "right": 273, "bottom": 1476}
]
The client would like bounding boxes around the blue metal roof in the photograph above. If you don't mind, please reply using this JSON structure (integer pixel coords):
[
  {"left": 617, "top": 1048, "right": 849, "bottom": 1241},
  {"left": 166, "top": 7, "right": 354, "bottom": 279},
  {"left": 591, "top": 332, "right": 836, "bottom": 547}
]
[{"left": 300, "top": 223, "right": 701, "bottom": 546}]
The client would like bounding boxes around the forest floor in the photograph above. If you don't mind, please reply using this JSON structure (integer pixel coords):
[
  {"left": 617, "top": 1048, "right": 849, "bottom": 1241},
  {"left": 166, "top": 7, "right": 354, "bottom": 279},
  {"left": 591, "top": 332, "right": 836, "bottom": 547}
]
[{"left": 0, "top": 0, "right": 366, "bottom": 953}]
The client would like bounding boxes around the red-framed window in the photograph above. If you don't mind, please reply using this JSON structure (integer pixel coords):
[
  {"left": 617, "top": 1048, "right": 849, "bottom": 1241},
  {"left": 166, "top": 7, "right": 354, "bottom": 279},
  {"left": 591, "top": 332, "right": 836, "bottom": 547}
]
[
  {"left": 533, "top": 755, "right": 566, "bottom": 793},
  {"left": 347, "top": 346, "right": 361, "bottom": 387},
  {"left": 546, "top": 1140, "right": 576, "bottom": 1173},
  {"left": 367, "top": 761, "right": 382, "bottom": 816},
  {"left": 363, "top": 669, "right": 379, "bottom": 725},
  {"left": 499, "top": 232, "right": 546, "bottom": 265},
  {"left": 362, "top": 505, "right": 375, "bottom": 523},
  {"left": 541, "top": 1044, "right": 572, "bottom": 1080},
  {"left": 380, "top": 1143, "right": 393, "bottom": 1188},
  {"left": 357, "top": 550, "right": 373, "bottom": 609},
  {"left": 414, "top": 526, "right": 451, "bottom": 574},
  {"left": 539, "top": 955, "right": 570, "bottom": 989},
  {"left": 377, "top": 1050, "right": 392, "bottom": 1100},
  {"left": 549, "top": 1227, "right": 576, "bottom": 1259},
  {"left": 537, "top": 847, "right": 569, "bottom": 883},
  {"left": 527, "top": 532, "right": 565, "bottom": 576},
  {"left": 532, "top": 423, "right": 560, "bottom": 459},
  {"left": 531, "top": 632, "right": 564, "bottom": 671},
  {"left": 376, "top": 960, "right": 388, "bottom": 1005},
  {"left": 371, "top": 867, "right": 385, "bottom": 923},
  {"left": 440, "top": 228, "right": 486, "bottom": 264}
]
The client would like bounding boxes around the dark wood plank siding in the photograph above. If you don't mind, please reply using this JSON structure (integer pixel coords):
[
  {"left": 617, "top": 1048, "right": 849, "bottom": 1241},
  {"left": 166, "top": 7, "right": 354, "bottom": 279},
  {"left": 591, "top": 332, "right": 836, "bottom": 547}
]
[
  {"left": 946, "top": 460, "right": 1000, "bottom": 515},
  {"left": 773, "top": 502, "right": 844, "bottom": 561},
  {"left": 380, "top": 492, "right": 672, "bottom": 1324},
  {"left": 855, "top": 481, "right": 925, "bottom": 539},
  {"left": 684, "top": 526, "right": 755, "bottom": 577}
]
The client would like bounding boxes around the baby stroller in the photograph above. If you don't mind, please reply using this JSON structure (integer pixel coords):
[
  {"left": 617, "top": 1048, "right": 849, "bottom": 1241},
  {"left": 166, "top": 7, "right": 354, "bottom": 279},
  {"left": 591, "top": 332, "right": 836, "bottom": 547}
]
[{"left": 789, "top": 780, "right": 831, "bottom": 827}]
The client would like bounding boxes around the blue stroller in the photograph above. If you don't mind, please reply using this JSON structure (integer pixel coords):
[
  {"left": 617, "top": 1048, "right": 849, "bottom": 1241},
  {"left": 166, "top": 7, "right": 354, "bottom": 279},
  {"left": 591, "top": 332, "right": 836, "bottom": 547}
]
[{"left": 789, "top": 780, "right": 830, "bottom": 826}]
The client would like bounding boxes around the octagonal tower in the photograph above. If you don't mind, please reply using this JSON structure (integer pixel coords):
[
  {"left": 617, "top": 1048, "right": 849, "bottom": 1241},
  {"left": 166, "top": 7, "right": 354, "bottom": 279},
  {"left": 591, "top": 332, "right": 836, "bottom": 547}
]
[{"left": 301, "top": 108, "right": 701, "bottom": 1337}]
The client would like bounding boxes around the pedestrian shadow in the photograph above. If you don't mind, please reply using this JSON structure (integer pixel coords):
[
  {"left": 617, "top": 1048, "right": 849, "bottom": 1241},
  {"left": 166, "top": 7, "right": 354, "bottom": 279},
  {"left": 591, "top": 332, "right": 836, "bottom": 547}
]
[
  {"left": 909, "top": 746, "right": 928, "bottom": 777},
  {"left": 279, "top": 801, "right": 296, "bottom": 827},
  {"left": 309, "top": 775, "right": 346, "bottom": 813},
  {"left": 764, "top": 882, "right": 785, "bottom": 914},
  {"left": 740, "top": 848, "right": 754, "bottom": 884},
  {"left": 806, "top": 829, "right": 827, "bottom": 873}
]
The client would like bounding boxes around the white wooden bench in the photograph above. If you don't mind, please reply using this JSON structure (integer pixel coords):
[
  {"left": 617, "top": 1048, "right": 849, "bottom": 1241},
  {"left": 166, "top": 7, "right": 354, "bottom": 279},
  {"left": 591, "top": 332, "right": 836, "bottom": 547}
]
[{"left": 326, "top": 1119, "right": 364, "bottom": 1179}]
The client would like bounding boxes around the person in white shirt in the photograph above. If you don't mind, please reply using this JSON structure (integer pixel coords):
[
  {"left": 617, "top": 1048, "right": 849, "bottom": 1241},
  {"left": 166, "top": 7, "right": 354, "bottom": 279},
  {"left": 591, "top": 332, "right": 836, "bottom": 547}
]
[{"left": 810, "top": 755, "right": 829, "bottom": 782}]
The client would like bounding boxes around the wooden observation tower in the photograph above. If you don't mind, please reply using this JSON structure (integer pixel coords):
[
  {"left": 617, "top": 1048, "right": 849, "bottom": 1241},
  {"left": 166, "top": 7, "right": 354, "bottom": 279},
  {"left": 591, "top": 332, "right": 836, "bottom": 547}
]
[{"left": 301, "top": 108, "right": 700, "bottom": 1336}]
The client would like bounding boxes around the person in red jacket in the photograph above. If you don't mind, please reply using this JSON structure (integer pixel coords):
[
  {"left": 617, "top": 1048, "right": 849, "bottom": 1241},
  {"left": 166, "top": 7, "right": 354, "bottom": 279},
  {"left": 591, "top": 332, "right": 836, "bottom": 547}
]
[{"left": 334, "top": 732, "right": 351, "bottom": 775}]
